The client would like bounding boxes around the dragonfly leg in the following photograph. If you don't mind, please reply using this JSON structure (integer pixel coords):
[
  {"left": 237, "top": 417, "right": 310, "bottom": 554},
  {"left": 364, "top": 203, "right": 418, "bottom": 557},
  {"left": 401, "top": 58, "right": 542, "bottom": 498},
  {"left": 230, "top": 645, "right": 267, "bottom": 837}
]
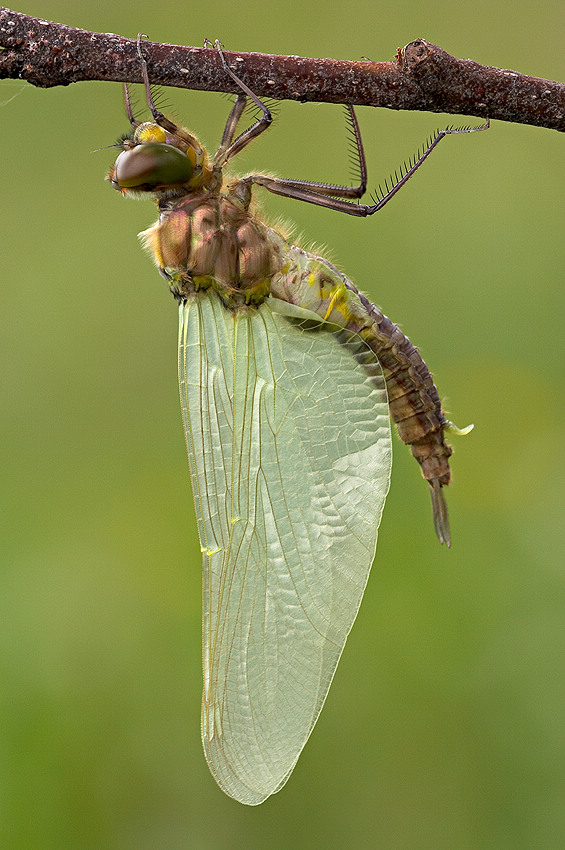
[
  {"left": 240, "top": 120, "right": 489, "bottom": 217},
  {"left": 123, "top": 83, "right": 137, "bottom": 128},
  {"left": 135, "top": 34, "right": 191, "bottom": 136},
  {"left": 209, "top": 40, "right": 273, "bottom": 167},
  {"left": 336, "top": 105, "right": 367, "bottom": 198},
  {"left": 133, "top": 33, "right": 211, "bottom": 154},
  {"left": 213, "top": 94, "right": 248, "bottom": 162}
]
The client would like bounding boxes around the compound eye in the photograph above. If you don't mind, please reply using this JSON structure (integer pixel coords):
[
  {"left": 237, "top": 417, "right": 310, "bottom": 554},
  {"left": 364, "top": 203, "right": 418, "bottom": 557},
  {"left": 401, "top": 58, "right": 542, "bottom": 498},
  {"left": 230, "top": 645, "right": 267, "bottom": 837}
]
[{"left": 113, "top": 143, "right": 194, "bottom": 190}]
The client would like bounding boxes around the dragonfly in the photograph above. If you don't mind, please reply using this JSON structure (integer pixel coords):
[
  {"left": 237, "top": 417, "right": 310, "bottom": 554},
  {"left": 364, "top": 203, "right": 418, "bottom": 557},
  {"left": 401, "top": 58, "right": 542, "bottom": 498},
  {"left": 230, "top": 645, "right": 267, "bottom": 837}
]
[{"left": 108, "top": 39, "right": 488, "bottom": 805}]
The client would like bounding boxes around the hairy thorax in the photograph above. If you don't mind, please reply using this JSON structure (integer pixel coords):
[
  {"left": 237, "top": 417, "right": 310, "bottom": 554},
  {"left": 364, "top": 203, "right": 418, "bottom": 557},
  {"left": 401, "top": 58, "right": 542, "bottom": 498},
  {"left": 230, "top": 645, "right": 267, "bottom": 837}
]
[{"left": 142, "top": 194, "right": 287, "bottom": 307}]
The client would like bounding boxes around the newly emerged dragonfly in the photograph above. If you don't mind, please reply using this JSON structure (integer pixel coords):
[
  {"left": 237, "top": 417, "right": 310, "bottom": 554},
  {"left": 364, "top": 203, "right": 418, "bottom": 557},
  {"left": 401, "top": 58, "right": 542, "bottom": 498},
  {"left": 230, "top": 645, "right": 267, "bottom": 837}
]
[{"left": 108, "top": 41, "right": 488, "bottom": 805}]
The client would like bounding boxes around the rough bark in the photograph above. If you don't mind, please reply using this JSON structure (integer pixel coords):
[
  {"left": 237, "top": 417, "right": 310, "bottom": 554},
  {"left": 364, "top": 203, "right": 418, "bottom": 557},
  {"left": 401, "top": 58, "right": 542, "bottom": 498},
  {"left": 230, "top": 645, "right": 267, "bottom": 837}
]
[{"left": 2, "top": 8, "right": 564, "bottom": 130}]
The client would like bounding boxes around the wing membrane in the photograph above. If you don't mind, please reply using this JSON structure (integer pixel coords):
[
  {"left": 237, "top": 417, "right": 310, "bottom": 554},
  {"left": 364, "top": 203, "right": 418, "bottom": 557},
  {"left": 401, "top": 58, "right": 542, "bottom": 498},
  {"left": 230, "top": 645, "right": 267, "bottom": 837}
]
[{"left": 178, "top": 291, "right": 392, "bottom": 805}]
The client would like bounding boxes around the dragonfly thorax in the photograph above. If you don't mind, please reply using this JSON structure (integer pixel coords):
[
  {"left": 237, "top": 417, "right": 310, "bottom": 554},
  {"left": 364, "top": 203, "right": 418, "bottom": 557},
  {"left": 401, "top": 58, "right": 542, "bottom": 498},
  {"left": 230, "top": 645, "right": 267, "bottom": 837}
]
[{"left": 141, "top": 194, "right": 287, "bottom": 308}]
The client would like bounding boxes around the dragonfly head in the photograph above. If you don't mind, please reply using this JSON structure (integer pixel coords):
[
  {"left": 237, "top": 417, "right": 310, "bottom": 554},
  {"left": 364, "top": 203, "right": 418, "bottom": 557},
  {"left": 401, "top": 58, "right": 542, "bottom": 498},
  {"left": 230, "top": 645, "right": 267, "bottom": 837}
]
[{"left": 108, "top": 121, "right": 213, "bottom": 199}]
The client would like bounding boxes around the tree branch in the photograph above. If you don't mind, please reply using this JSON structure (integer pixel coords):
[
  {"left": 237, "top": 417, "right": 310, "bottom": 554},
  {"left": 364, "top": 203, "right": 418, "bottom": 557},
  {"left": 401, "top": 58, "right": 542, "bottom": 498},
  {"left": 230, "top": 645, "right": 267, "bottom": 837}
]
[{"left": 2, "top": 8, "right": 565, "bottom": 131}]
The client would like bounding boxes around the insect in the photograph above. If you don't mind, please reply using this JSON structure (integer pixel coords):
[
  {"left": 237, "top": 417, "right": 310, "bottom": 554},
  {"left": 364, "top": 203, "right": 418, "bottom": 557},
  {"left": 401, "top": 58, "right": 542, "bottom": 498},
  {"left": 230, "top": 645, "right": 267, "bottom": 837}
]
[{"left": 108, "top": 39, "right": 488, "bottom": 805}]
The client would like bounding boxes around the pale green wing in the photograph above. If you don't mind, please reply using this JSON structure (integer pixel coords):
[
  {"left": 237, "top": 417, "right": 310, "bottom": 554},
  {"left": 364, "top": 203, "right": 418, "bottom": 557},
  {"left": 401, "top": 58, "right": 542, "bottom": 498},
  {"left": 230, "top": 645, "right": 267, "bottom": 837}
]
[{"left": 178, "top": 291, "right": 392, "bottom": 806}]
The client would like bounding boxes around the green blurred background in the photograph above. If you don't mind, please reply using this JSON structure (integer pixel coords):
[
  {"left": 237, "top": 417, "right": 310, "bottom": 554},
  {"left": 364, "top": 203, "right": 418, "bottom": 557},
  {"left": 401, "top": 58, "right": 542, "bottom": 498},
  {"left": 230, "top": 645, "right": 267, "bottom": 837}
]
[{"left": 2, "top": 2, "right": 564, "bottom": 848}]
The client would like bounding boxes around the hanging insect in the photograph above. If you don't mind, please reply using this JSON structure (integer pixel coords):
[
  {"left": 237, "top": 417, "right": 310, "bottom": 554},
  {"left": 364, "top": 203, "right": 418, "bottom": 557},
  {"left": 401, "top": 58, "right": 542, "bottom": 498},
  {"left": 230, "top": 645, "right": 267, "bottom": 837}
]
[{"left": 107, "top": 39, "right": 488, "bottom": 805}]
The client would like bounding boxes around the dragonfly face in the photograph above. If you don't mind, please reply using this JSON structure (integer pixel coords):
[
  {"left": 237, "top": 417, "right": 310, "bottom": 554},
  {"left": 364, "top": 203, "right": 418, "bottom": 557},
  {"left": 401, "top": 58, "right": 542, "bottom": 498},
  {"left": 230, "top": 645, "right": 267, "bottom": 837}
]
[
  {"left": 108, "top": 41, "right": 485, "bottom": 804},
  {"left": 109, "top": 120, "right": 213, "bottom": 197}
]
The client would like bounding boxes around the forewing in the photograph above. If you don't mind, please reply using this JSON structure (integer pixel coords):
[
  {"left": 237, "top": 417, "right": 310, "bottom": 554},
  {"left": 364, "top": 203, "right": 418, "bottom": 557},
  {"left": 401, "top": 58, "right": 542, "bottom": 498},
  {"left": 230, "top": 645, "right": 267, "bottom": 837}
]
[{"left": 178, "top": 292, "right": 392, "bottom": 805}]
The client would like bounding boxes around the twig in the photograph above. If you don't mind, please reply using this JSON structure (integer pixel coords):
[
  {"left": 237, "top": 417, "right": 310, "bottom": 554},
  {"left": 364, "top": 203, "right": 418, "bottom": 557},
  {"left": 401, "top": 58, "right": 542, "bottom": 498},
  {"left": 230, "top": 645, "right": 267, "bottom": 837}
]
[{"left": 1, "top": 8, "right": 565, "bottom": 131}]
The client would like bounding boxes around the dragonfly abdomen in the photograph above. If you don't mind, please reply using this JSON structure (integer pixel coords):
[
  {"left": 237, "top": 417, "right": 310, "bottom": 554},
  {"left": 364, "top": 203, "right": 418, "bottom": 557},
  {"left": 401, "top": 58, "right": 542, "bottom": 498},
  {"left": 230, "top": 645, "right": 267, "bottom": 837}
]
[
  {"left": 351, "top": 285, "right": 455, "bottom": 544},
  {"left": 271, "top": 244, "right": 455, "bottom": 542}
]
